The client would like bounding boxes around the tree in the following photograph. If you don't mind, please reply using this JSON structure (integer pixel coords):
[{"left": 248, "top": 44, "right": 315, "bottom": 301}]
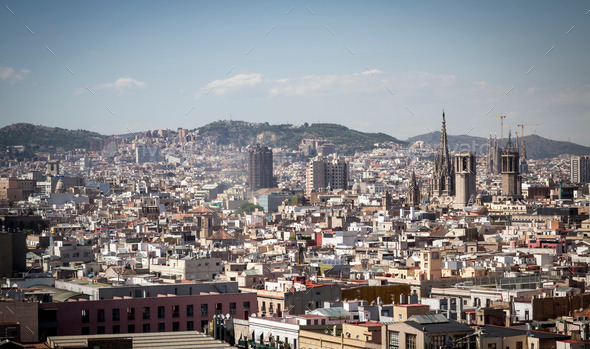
[{"left": 235, "top": 203, "right": 264, "bottom": 214}]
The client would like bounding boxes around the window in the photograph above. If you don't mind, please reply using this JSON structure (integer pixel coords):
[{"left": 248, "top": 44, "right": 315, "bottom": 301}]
[
  {"left": 143, "top": 307, "right": 150, "bottom": 320},
  {"left": 172, "top": 305, "right": 180, "bottom": 318},
  {"left": 172, "top": 322, "right": 180, "bottom": 331},
  {"left": 215, "top": 303, "right": 222, "bottom": 315},
  {"left": 113, "top": 325, "right": 120, "bottom": 334},
  {"left": 187, "top": 304, "right": 194, "bottom": 317},
  {"left": 97, "top": 309, "right": 105, "bottom": 322},
  {"left": 143, "top": 324, "right": 150, "bottom": 333},
  {"left": 112, "top": 308, "right": 120, "bottom": 321},
  {"left": 432, "top": 335, "right": 445, "bottom": 348},
  {"left": 81, "top": 309, "right": 89, "bottom": 323},
  {"left": 127, "top": 307, "right": 135, "bottom": 320},
  {"left": 128, "top": 324, "right": 135, "bottom": 333},
  {"left": 230, "top": 302, "right": 236, "bottom": 315},
  {"left": 187, "top": 321, "right": 194, "bottom": 331},
  {"left": 158, "top": 323, "right": 165, "bottom": 332},
  {"left": 406, "top": 334, "right": 417, "bottom": 349},
  {"left": 201, "top": 304, "right": 208, "bottom": 316},
  {"left": 158, "top": 306, "right": 165, "bottom": 319},
  {"left": 516, "top": 342, "right": 523, "bottom": 349},
  {"left": 82, "top": 327, "right": 90, "bottom": 335},
  {"left": 97, "top": 326, "right": 105, "bottom": 334}
]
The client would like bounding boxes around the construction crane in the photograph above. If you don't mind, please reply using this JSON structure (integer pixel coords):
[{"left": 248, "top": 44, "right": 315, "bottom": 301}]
[
  {"left": 517, "top": 123, "right": 539, "bottom": 153},
  {"left": 495, "top": 114, "right": 507, "bottom": 146}
]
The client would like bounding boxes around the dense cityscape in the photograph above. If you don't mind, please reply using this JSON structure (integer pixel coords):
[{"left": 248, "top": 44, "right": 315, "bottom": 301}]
[
  {"left": 0, "top": 112, "right": 589, "bottom": 349},
  {"left": 2, "top": 2, "right": 590, "bottom": 349}
]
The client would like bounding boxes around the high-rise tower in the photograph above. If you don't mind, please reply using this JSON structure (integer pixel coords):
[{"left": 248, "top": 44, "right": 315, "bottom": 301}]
[
  {"left": 248, "top": 144, "right": 274, "bottom": 190},
  {"left": 454, "top": 151, "right": 476, "bottom": 208},
  {"left": 431, "top": 111, "right": 455, "bottom": 201},
  {"left": 571, "top": 156, "right": 590, "bottom": 184},
  {"left": 306, "top": 155, "right": 349, "bottom": 193}
]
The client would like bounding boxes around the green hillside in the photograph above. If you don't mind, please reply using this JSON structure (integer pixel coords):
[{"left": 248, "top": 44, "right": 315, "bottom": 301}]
[
  {"left": 0, "top": 123, "right": 104, "bottom": 153},
  {"left": 196, "top": 120, "right": 405, "bottom": 154}
]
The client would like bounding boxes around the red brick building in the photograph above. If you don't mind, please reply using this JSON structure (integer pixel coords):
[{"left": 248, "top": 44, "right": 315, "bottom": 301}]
[{"left": 39, "top": 291, "right": 257, "bottom": 340}]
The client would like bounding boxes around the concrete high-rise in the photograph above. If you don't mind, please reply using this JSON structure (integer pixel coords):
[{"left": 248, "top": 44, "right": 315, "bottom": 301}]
[
  {"left": 501, "top": 132, "right": 521, "bottom": 198},
  {"left": 248, "top": 144, "right": 274, "bottom": 190},
  {"left": 571, "top": 156, "right": 590, "bottom": 184},
  {"left": 454, "top": 151, "right": 476, "bottom": 208},
  {"left": 306, "top": 155, "right": 348, "bottom": 193},
  {"left": 431, "top": 111, "right": 455, "bottom": 202}
]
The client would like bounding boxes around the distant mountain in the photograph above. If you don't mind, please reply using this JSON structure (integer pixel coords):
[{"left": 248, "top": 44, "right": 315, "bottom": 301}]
[
  {"left": 0, "top": 123, "right": 104, "bottom": 152},
  {"left": 196, "top": 120, "right": 405, "bottom": 154},
  {"left": 407, "top": 132, "right": 590, "bottom": 159}
]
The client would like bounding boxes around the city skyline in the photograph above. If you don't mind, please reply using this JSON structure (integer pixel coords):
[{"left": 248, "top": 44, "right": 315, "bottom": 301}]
[{"left": 1, "top": 1, "right": 590, "bottom": 145}]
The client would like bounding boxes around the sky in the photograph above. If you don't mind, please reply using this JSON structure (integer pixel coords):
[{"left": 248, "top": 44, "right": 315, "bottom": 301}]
[{"left": 1, "top": 1, "right": 589, "bottom": 145}]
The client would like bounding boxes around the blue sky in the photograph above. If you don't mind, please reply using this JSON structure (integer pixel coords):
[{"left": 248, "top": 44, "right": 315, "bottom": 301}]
[{"left": 1, "top": 1, "right": 589, "bottom": 145}]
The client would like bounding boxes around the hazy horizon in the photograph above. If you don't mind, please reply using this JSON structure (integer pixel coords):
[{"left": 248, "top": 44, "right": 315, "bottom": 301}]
[{"left": 1, "top": 1, "right": 589, "bottom": 145}]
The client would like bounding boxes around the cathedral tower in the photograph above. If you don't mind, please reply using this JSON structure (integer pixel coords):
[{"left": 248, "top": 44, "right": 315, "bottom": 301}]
[
  {"left": 501, "top": 131, "right": 521, "bottom": 198},
  {"left": 454, "top": 151, "right": 476, "bottom": 208},
  {"left": 431, "top": 111, "right": 455, "bottom": 201}
]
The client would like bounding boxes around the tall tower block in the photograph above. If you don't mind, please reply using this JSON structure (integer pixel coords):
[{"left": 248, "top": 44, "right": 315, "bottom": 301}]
[{"left": 248, "top": 144, "right": 274, "bottom": 190}]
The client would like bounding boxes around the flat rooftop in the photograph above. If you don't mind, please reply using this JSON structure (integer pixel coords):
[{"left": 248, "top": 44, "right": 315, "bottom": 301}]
[{"left": 46, "top": 331, "right": 231, "bottom": 349}]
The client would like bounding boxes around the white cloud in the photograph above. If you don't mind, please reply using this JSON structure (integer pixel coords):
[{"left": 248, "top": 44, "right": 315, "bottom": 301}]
[
  {"left": 94, "top": 77, "right": 147, "bottom": 94},
  {"left": 194, "top": 69, "right": 458, "bottom": 99},
  {"left": 195, "top": 73, "right": 262, "bottom": 99},
  {"left": 0, "top": 65, "right": 30, "bottom": 84}
]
